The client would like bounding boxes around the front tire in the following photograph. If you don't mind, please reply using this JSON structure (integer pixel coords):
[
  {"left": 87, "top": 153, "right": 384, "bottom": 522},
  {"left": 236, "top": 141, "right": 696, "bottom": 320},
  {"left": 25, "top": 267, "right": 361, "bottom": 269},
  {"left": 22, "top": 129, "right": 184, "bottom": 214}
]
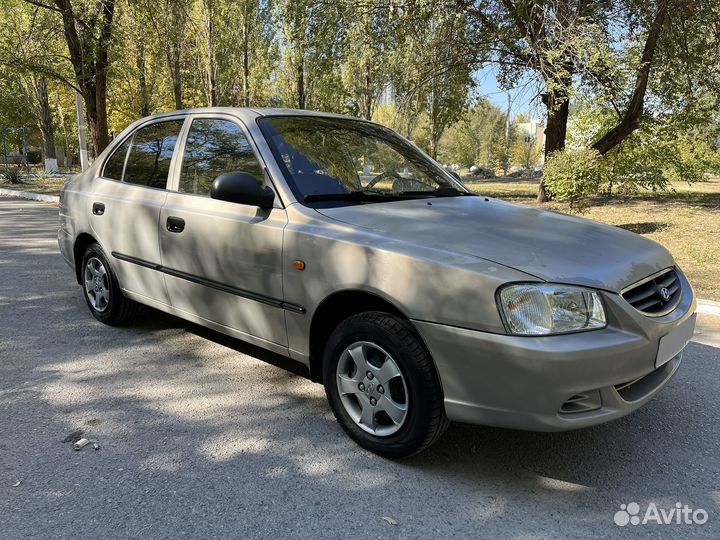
[
  {"left": 81, "top": 243, "right": 139, "bottom": 325},
  {"left": 323, "top": 312, "right": 448, "bottom": 458}
]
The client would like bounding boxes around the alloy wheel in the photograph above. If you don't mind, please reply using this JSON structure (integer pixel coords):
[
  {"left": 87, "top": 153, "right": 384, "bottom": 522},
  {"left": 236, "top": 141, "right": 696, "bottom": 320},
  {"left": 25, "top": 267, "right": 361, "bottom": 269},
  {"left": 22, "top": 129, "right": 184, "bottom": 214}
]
[
  {"left": 335, "top": 341, "right": 409, "bottom": 436},
  {"left": 84, "top": 257, "right": 110, "bottom": 313}
]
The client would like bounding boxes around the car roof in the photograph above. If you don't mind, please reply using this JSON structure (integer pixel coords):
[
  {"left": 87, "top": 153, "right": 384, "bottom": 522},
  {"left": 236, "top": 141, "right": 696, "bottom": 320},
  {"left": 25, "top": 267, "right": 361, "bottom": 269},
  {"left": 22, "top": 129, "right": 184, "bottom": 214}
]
[
  {"left": 134, "top": 107, "right": 361, "bottom": 123},
  {"left": 250, "top": 108, "right": 360, "bottom": 120}
]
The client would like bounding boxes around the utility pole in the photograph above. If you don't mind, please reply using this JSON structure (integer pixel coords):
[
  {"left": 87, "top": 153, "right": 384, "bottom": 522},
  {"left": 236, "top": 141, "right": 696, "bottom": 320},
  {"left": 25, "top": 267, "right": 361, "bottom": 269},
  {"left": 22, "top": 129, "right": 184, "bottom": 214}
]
[
  {"left": 75, "top": 92, "right": 90, "bottom": 171},
  {"left": 504, "top": 93, "right": 512, "bottom": 175}
]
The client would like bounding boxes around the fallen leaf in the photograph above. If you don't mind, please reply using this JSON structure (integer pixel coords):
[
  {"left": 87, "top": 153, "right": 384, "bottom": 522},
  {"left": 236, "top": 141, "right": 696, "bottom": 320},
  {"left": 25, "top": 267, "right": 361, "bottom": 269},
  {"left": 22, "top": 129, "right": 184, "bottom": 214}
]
[
  {"left": 382, "top": 516, "right": 398, "bottom": 526},
  {"left": 12, "top": 480, "right": 21, "bottom": 487}
]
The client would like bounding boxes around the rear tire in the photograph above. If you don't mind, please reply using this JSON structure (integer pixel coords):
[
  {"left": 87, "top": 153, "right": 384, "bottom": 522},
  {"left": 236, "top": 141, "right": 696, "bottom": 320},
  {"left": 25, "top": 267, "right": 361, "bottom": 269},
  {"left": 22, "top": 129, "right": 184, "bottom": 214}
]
[
  {"left": 323, "top": 312, "right": 448, "bottom": 458},
  {"left": 81, "top": 243, "right": 139, "bottom": 325}
]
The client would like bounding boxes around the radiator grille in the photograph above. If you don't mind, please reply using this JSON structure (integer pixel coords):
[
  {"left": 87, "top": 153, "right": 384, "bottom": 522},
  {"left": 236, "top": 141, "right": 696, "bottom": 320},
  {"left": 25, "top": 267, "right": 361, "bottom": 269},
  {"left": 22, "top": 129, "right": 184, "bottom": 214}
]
[{"left": 621, "top": 268, "right": 681, "bottom": 316}]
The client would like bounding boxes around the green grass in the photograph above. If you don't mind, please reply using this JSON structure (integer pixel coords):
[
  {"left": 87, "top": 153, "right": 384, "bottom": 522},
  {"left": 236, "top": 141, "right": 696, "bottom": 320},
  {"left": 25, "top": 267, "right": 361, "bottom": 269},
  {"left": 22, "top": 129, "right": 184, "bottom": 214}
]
[{"left": 0, "top": 177, "right": 68, "bottom": 196}]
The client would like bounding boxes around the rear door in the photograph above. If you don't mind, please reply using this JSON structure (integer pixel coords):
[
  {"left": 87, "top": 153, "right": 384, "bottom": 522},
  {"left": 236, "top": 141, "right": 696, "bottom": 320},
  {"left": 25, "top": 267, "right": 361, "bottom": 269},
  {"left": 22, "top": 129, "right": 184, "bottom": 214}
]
[
  {"left": 90, "top": 117, "right": 186, "bottom": 304},
  {"left": 159, "top": 114, "right": 288, "bottom": 346}
]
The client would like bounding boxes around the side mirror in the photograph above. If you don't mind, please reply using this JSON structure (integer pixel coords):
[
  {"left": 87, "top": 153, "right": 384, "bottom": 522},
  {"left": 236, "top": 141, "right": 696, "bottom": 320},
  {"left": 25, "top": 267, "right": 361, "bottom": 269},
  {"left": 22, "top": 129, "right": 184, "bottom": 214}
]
[{"left": 211, "top": 172, "right": 275, "bottom": 208}]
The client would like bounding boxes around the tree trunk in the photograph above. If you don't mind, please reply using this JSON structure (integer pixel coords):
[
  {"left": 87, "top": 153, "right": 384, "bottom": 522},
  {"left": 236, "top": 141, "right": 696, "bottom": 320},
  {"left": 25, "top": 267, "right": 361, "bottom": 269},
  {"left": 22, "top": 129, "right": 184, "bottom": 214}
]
[
  {"left": 242, "top": 4, "right": 251, "bottom": 107},
  {"left": 537, "top": 83, "right": 570, "bottom": 202},
  {"left": 136, "top": 41, "right": 150, "bottom": 116},
  {"left": 172, "top": 50, "right": 183, "bottom": 109},
  {"left": 360, "top": 65, "right": 373, "bottom": 120},
  {"left": 52, "top": 0, "right": 115, "bottom": 157},
  {"left": 430, "top": 135, "right": 440, "bottom": 160},
  {"left": 242, "top": 40, "right": 250, "bottom": 107},
  {"left": 34, "top": 77, "right": 57, "bottom": 170},
  {"left": 591, "top": 0, "right": 668, "bottom": 155},
  {"left": 83, "top": 86, "right": 101, "bottom": 160},
  {"left": 203, "top": 0, "right": 218, "bottom": 107},
  {"left": 296, "top": 56, "right": 305, "bottom": 109},
  {"left": 93, "top": 70, "right": 111, "bottom": 155}
]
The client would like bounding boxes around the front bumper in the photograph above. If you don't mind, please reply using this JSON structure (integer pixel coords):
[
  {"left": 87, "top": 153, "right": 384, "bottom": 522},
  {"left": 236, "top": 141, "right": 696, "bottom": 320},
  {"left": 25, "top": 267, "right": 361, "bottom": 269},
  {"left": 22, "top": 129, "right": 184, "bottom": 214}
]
[{"left": 413, "top": 273, "right": 696, "bottom": 431}]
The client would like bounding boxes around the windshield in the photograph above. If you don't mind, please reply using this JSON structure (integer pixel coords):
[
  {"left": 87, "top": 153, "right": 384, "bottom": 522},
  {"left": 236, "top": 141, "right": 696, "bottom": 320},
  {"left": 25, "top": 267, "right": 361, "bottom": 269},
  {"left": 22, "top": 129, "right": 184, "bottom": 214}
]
[{"left": 258, "top": 116, "right": 470, "bottom": 206}]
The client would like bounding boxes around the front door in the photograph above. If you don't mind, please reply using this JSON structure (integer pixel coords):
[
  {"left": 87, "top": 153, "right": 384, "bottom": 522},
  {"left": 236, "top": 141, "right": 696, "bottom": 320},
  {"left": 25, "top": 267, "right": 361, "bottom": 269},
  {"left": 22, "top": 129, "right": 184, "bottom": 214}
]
[{"left": 159, "top": 115, "right": 288, "bottom": 346}]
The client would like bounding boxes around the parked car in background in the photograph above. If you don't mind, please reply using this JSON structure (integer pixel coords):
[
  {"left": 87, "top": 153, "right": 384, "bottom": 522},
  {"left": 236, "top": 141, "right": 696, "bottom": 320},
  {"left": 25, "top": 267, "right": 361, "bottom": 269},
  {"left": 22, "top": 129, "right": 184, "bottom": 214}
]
[{"left": 59, "top": 108, "right": 696, "bottom": 457}]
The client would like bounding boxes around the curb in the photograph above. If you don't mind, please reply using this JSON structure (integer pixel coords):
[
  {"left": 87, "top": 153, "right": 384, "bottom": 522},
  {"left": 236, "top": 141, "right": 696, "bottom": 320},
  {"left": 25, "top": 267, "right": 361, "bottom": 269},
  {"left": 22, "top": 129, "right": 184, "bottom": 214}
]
[
  {"left": 698, "top": 300, "right": 720, "bottom": 318},
  {"left": 0, "top": 187, "right": 59, "bottom": 204}
]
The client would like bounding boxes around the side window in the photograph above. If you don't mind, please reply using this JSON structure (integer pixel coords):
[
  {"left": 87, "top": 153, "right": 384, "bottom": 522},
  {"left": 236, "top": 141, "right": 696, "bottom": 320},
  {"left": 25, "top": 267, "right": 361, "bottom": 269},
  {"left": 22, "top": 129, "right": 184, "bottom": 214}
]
[
  {"left": 102, "top": 138, "right": 130, "bottom": 180},
  {"left": 124, "top": 120, "right": 184, "bottom": 189},
  {"left": 179, "top": 119, "right": 264, "bottom": 196}
]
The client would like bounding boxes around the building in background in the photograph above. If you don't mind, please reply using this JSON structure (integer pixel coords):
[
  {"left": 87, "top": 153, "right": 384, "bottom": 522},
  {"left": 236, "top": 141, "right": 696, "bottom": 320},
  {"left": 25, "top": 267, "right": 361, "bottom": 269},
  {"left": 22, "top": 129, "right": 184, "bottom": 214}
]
[{"left": 516, "top": 119, "right": 546, "bottom": 165}]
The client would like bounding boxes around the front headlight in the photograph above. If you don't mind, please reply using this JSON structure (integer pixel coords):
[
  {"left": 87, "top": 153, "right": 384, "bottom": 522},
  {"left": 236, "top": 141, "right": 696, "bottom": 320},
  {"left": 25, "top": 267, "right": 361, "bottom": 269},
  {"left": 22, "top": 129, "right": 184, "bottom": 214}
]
[{"left": 498, "top": 283, "right": 606, "bottom": 335}]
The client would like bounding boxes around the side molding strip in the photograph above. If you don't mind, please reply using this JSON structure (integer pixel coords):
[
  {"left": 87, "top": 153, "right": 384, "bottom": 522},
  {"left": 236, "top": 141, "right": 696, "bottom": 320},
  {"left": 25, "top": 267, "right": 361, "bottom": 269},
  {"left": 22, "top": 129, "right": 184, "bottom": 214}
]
[{"left": 112, "top": 251, "right": 306, "bottom": 314}]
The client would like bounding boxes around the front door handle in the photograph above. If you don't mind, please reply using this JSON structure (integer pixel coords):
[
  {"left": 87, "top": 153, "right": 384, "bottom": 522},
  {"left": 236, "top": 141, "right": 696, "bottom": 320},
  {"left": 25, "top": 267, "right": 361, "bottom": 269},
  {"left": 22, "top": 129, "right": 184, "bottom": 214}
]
[
  {"left": 166, "top": 216, "right": 185, "bottom": 233},
  {"left": 92, "top": 202, "right": 105, "bottom": 215}
]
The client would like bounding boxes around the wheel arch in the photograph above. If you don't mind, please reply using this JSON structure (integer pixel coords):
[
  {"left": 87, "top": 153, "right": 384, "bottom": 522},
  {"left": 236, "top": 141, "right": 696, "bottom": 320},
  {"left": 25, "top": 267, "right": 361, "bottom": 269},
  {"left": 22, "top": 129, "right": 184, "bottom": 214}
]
[
  {"left": 73, "top": 232, "right": 98, "bottom": 284},
  {"left": 307, "top": 289, "right": 439, "bottom": 386}
]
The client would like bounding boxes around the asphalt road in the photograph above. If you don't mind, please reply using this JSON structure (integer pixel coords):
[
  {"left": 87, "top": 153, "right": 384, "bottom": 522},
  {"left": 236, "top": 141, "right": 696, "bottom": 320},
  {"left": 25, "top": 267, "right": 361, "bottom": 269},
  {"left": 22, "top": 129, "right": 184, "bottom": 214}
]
[{"left": 1, "top": 197, "right": 719, "bottom": 540}]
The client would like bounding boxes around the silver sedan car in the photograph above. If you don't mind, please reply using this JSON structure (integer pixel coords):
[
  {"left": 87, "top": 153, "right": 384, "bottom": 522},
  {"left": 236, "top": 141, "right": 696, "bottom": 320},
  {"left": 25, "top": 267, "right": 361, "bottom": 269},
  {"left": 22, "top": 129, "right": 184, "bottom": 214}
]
[{"left": 59, "top": 108, "right": 697, "bottom": 457}]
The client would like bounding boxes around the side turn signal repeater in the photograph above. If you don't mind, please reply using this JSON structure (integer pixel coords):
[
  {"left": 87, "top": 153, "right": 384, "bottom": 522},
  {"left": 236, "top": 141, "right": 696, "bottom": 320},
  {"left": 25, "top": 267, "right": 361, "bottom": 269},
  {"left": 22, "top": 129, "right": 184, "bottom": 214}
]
[{"left": 293, "top": 260, "right": 306, "bottom": 271}]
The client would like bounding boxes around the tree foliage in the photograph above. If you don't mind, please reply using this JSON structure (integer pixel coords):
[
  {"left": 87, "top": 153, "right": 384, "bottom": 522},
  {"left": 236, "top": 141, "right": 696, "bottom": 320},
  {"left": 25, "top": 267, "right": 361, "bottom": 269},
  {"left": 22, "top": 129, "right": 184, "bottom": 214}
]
[{"left": 0, "top": 0, "right": 717, "bottom": 193}]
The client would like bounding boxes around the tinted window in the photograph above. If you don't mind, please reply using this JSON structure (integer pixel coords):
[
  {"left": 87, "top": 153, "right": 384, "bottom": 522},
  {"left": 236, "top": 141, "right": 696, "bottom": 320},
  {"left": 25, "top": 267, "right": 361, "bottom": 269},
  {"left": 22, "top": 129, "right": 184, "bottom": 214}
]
[
  {"left": 179, "top": 119, "right": 264, "bottom": 195},
  {"left": 124, "top": 120, "right": 184, "bottom": 189},
  {"left": 102, "top": 138, "right": 130, "bottom": 180}
]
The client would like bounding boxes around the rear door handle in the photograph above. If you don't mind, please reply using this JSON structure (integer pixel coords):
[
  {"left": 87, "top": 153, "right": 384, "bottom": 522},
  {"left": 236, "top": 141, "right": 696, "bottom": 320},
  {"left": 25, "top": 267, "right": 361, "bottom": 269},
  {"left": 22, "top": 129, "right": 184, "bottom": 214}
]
[
  {"left": 92, "top": 202, "right": 105, "bottom": 215},
  {"left": 166, "top": 216, "right": 185, "bottom": 233}
]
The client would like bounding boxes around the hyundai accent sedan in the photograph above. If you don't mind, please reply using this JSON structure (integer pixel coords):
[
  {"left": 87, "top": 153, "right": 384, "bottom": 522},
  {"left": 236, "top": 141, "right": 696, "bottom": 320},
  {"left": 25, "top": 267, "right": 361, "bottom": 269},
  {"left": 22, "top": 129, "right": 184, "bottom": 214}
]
[{"left": 58, "top": 108, "right": 697, "bottom": 457}]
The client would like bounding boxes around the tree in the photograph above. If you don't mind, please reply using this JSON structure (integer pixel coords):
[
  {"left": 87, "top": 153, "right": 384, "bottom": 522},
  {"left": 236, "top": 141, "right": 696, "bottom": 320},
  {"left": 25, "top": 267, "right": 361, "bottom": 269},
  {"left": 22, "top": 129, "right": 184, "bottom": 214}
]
[
  {"left": 437, "top": 98, "right": 506, "bottom": 167},
  {"left": 589, "top": 1, "right": 669, "bottom": 155},
  {"left": 393, "top": 9, "right": 476, "bottom": 158},
  {"left": 0, "top": 2, "right": 60, "bottom": 169},
  {"left": 341, "top": 4, "right": 396, "bottom": 120},
  {"left": 276, "top": 0, "right": 346, "bottom": 111},
  {"left": 141, "top": 0, "right": 191, "bottom": 110},
  {"left": 420, "top": 0, "right": 678, "bottom": 200},
  {"left": 193, "top": 0, "right": 277, "bottom": 107},
  {"left": 20, "top": 0, "right": 117, "bottom": 156}
]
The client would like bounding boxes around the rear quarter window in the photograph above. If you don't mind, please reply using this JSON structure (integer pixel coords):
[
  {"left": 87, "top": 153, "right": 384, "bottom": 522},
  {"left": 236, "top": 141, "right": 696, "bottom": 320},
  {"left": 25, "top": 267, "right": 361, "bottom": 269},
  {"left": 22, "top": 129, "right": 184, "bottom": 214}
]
[{"left": 102, "top": 138, "right": 131, "bottom": 180}]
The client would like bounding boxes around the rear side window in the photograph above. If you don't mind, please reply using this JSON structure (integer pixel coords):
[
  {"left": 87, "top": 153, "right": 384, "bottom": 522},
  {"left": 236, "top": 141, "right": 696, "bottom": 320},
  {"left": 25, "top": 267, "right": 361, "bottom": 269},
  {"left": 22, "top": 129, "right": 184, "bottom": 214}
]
[
  {"left": 179, "top": 119, "right": 264, "bottom": 196},
  {"left": 124, "top": 120, "right": 184, "bottom": 189},
  {"left": 102, "top": 138, "right": 130, "bottom": 180}
]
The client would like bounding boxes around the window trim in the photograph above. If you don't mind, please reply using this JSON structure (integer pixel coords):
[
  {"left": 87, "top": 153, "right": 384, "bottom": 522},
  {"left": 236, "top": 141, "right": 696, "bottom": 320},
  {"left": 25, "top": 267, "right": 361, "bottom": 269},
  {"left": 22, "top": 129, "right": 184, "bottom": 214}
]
[
  {"left": 99, "top": 115, "right": 189, "bottom": 192},
  {"left": 100, "top": 133, "right": 132, "bottom": 181},
  {"left": 168, "top": 112, "right": 285, "bottom": 208}
]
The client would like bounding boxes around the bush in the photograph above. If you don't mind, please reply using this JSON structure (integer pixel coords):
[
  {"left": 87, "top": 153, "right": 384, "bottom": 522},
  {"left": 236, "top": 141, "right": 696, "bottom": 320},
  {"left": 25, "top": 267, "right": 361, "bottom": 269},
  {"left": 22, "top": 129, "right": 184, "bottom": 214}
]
[
  {"left": 1, "top": 167, "right": 21, "bottom": 184},
  {"left": 543, "top": 124, "right": 720, "bottom": 205},
  {"left": 543, "top": 149, "right": 603, "bottom": 205},
  {"left": 27, "top": 150, "right": 42, "bottom": 164},
  {"left": 34, "top": 168, "right": 59, "bottom": 181}
]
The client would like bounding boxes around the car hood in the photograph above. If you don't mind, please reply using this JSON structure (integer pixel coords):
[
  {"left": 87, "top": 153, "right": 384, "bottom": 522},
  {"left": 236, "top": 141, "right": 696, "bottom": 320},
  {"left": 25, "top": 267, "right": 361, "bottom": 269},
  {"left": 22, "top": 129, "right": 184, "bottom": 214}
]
[{"left": 316, "top": 196, "right": 675, "bottom": 293}]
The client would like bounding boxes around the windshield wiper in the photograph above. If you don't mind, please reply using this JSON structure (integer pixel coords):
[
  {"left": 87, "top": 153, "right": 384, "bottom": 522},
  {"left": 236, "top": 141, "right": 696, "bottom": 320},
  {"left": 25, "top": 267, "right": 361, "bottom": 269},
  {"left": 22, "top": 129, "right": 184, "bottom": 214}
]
[
  {"left": 303, "top": 190, "right": 398, "bottom": 203},
  {"left": 304, "top": 187, "right": 473, "bottom": 204}
]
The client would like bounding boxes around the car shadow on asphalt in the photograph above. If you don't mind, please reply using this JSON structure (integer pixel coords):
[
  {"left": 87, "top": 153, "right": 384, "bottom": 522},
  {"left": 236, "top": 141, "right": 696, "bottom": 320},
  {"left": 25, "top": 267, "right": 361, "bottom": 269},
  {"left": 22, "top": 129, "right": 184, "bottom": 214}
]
[{"left": 125, "top": 307, "right": 720, "bottom": 503}]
